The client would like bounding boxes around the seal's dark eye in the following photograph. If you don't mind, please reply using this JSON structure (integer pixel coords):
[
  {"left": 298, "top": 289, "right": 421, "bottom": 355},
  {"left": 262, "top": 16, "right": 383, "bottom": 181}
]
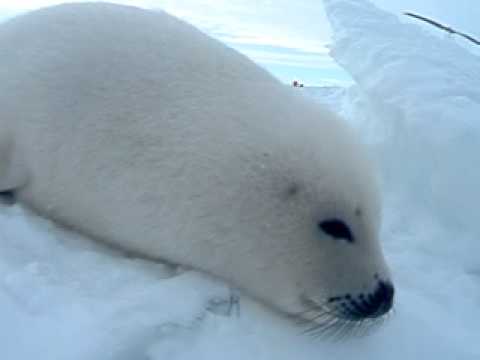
[{"left": 318, "top": 219, "right": 354, "bottom": 243}]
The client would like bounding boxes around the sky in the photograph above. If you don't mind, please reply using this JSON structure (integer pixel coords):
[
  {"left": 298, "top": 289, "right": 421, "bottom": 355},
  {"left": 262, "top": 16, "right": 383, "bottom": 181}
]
[{"left": 0, "top": 1, "right": 478, "bottom": 86}]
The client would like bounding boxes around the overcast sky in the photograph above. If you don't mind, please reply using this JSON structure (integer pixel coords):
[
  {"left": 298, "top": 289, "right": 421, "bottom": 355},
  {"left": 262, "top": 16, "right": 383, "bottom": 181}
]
[{"left": 0, "top": 1, "right": 478, "bottom": 85}]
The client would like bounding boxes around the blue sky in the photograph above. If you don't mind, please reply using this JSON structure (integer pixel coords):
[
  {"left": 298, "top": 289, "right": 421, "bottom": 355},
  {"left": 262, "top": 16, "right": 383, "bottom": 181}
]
[{"left": 0, "top": 1, "right": 478, "bottom": 86}]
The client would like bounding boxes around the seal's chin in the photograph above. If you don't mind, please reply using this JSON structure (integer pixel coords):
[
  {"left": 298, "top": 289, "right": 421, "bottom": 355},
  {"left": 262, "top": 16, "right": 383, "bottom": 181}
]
[{"left": 296, "top": 280, "right": 395, "bottom": 338}]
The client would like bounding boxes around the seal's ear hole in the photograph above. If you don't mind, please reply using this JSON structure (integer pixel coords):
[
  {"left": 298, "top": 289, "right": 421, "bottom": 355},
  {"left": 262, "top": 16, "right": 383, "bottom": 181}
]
[
  {"left": 318, "top": 219, "right": 354, "bottom": 243},
  {"left": 286, "top": 183, "right": 299, "bottom": 197}
]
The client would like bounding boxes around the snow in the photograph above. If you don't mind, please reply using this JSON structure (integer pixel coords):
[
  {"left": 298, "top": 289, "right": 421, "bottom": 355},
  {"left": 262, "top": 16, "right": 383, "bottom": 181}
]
[{"left": 1, "top": 0, "right": 480, "bottom": 359}]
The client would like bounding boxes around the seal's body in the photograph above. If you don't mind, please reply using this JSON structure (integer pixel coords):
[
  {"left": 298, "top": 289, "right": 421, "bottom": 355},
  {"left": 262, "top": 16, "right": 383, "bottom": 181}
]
[{"left": 0, "top": 3, "right": 393, "bottom": 323}]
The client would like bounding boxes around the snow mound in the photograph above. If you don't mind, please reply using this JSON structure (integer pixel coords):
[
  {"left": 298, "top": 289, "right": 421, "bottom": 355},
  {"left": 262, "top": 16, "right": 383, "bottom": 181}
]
[{"left": 324, "top": 0, "right": 480, "bottom": 232}]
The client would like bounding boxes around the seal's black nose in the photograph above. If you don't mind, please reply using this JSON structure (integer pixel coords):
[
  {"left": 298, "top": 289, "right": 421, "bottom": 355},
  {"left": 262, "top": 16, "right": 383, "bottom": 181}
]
[
  {"left": 334, "top": 280, "right": 394, "bottom": 321},
  {"left": 359, "top": 280, "right": 394, "bottom": 319}
]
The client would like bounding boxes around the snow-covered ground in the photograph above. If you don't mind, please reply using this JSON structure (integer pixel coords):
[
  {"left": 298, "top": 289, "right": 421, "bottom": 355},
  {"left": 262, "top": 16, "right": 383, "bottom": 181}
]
[{"left": 1, "top": 0, "right": 479, "bottom": 359}]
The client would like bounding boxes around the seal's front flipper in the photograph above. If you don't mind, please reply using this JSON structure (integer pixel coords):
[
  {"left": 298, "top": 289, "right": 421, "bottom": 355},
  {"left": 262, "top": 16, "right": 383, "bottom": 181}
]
[
  {"left": 207, "top": 288, "right": 241, "bottom": 317},
  {"left": 0, "top": 190, "right": 16, "bottom": 205},
  {"left": 0, "top": 134, "right": 28, "bottom": 204}
]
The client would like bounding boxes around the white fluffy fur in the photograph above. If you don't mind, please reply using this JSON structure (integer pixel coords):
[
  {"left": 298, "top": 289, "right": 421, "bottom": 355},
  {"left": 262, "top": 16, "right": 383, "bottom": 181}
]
[{"left": 0, "top": 3, "right": 390, "bottom": 316}]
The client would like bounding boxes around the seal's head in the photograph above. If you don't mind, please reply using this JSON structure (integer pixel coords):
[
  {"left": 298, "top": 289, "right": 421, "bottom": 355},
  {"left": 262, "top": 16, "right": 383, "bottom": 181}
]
[{"left": 203, "top": 92, "right": 394, "bottom": 334}]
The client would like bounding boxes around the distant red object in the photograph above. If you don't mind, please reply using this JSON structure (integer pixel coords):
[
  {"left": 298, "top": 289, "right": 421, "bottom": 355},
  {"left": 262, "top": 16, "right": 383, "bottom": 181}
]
[{"left": 292, "top": 80, "right": 304, "bottom": 87}]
